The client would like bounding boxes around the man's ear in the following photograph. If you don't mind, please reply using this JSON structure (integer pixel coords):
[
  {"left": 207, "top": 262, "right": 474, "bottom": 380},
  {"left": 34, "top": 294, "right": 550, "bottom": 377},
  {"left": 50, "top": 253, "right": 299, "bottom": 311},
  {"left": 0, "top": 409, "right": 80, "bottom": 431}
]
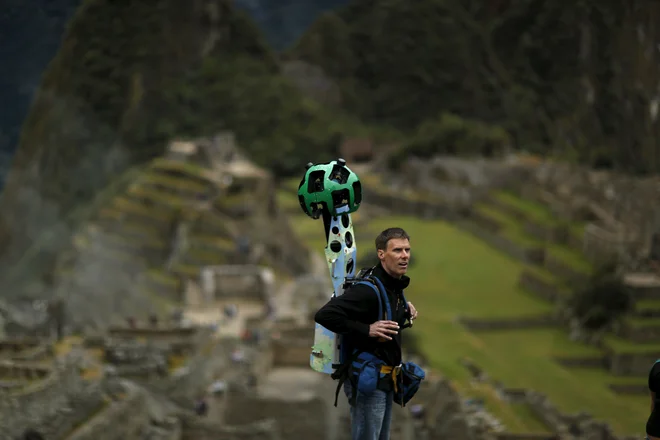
[{"left": 377, "top": 249, "right": 385, "bottom": 260}]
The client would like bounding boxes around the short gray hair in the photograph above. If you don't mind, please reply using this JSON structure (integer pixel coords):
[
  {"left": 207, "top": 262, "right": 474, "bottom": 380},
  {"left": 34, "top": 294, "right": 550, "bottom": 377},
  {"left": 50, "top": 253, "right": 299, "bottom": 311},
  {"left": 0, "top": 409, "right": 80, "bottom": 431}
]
[{"left": 375, "top": 227, "right": 410, "bottom": 251}]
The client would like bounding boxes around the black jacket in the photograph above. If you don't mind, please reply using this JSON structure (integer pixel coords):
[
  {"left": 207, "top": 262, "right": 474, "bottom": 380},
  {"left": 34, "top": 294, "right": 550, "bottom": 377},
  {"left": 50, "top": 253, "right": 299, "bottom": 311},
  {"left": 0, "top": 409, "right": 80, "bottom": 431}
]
[{"left": 314, "top": 263, "right": 411, "bottom": 366}]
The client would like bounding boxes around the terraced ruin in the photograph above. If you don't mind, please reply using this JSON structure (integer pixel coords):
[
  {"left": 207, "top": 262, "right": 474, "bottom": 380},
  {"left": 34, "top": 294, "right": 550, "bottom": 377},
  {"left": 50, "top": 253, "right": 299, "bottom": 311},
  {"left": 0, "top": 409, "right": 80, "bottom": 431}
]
[
  {"left": 280, "top": 156, "right": 659, "bottom": 438},
  {"left": 0, "top": 242, "right": 486, "bottom": 440},
  {"left": 34, "top": 133, "right": 309, "bottom": 333},
  {"left": 2, "top": 134, "right": 493, "bottom": 440},
  {"left": 2, "top": 134, "right": 658, "bottom": 439}
]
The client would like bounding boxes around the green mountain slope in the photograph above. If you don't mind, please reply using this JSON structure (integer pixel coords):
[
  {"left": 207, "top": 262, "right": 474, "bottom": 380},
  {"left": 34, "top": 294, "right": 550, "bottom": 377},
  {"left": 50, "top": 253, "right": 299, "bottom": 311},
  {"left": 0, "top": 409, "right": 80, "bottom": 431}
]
[
  {"left": 289, "top": 0, "right": 660, "bottom": 174},
  {"left": 0, "top": 0, "right": 345, "bottom": 271}
]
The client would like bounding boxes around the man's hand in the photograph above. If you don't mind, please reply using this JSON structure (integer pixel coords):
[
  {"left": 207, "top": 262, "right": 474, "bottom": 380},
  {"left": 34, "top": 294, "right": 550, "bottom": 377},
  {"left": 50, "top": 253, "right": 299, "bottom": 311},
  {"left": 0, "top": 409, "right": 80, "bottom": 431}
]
[
  {"left": 408, "top": 302, "right": 418, "bottom": 320},
  {"left": 369, "top": 320, "right": 399, "bottom": 340}
]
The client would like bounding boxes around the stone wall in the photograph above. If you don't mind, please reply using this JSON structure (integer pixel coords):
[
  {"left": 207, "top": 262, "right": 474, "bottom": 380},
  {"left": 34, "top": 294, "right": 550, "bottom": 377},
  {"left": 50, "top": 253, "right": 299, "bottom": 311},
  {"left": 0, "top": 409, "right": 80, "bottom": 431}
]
[
  {"left": 470, "top": 209, "right": 503, "bottom": 233},
  {"left": 275, "top": 323, "right": 314, "bottom": 340},
  {"left": 624, "top": 273, "right": 660, "bottom": 300},
  {"left": 458, "top": 314, "right": 558, "bottom": 331},
  {"left": 272, "top": 339, "right": 311, "bottom": 368},
  {"left": 269, "top": 323, "right": 314, "bottom": 368},
  {"left": 0, "top": 356, "right": 108, "bottom": 440},
  {"left": 364, "top": 186, "right": 459, "bottom": 221},
  {"left": 0, "top": 361, "right": 51, "bottom": 381},
  {"left": 524, "top": 390, "right": 625, "bottom": 440},
  {"left": 182, "top": 418, "right": 282, "bottom": 440},
  {"left": 518, "top": 271, "right": 562, "bottom": 302},
  {"left": 608, "top": 351, "right": 659, "bottom": 376},
  {"left": 251, "top": 339, "right": 274, "bottom": 387},
  {"left": 10, "top": 342, "right": 53, "bottom": 362},
  {"left": 582, "top": 224, "right": 629, "bottom": 266},
  {"left": 396, "top": 156, "right": 528, "bottom": 208},
  {"left": 40, "top": 380, "right": 106, "bottom": 440},
  {"left": 482, "top": 193, "right": 528, "bottom": 220},
  {"left": 635, "top": 301, "right": 660, "bottom": 318},
  {"left": 0, "top": 339, "right": 52, "bottom": 361},
  {"left": 608, "top": 383, "right": 647, "bottom": 395},
  {"left": 526, "top": 162, "right": 660, "bottom": 266},
  {"left": 494, "top": 434, "right": 559, "bottom": 440},
  {"left": 556, "top": 347, "right": 660, "bottom": 378},
  {"left": 199, "top": 265, "right": 274, "bottom": 303},
  {"left": 224, "top": 392, "right": 328, "bottom": 439},
  {"left": 615, "top": 320, "right": 660, "bottom": 343},
  {"left": 523, "top": 221, "right": 568, "bottom": 244},
  {"left": 544, "top": 164, "right": 658, "bottom": 234},
  {"left": 108, "top": 325, "right": 199, "bottom": 342},
  {"left": 68, "top": 382, "right": 149, "bottom": 440},
  {"left": 110, "top": 360, "right": 166, "bottom": 379},
  {"left": 445, "top": 356, "right": 641, "bottom": 440},
  {"left": 166, "top": 335, "right": 232, "bottom": 403},
  {"left": 544, "top": 255, "right": 589, "bottom": 285},
  {"left": 457, "top": 220, "right": 545, "bottom": 265},
  {"left": 425, "top": 377, "right": 477, "bottom": 439},
  {"left": 553, "top": 355, "right": 608, "bottom": 369}
]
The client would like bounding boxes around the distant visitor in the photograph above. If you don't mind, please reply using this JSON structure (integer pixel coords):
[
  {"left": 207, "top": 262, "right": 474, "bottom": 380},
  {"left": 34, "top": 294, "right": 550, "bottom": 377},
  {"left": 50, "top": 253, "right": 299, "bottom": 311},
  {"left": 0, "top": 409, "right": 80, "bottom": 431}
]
[{"left": 647, "top": 359, "right": 660, "bottom": 440}]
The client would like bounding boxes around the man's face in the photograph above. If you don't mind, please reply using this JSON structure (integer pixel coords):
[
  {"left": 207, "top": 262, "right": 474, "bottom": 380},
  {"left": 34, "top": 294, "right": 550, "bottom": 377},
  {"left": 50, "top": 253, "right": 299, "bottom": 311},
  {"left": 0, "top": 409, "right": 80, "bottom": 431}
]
[{"left": 378, "top": 238, "right": 411, "bottom": 278}]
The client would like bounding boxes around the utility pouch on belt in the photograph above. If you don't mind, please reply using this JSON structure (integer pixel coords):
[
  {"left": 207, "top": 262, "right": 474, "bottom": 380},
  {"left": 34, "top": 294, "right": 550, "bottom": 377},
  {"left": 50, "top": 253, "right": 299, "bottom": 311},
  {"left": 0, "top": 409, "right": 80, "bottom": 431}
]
[
  {"left": 393, "top": 361, "right": 426, "bottom": 406},
  {"left": 351, "top": 352, "right": 388, "bottom": 395}
]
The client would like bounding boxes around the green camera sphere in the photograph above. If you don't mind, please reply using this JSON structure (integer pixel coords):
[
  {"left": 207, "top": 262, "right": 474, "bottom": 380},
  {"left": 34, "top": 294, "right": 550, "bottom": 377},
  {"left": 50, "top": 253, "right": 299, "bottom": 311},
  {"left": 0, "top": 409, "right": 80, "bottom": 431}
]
[{"left": 298, "top": 158, "right": 362, "bottom": 219}]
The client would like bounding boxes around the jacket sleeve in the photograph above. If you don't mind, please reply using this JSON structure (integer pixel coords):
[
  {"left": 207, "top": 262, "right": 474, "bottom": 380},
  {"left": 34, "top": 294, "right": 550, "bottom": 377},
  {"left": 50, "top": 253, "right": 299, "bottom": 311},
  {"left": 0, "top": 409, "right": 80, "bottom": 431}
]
[{"left": 314, "top": 284, "right": 379, "bottom": 336}]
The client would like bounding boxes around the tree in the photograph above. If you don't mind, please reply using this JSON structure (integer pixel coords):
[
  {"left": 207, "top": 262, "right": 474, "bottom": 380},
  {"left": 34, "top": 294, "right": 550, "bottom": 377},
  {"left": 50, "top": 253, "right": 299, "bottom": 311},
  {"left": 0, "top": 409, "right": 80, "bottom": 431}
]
[{"left": 564, "top": 262, "right": 633, "bottom": 341}]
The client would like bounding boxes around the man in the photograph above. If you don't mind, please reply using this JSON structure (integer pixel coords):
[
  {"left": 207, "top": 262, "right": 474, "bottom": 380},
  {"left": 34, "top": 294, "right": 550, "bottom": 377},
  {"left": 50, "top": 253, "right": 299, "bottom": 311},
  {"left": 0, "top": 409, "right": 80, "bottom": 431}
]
[
  {"left": 650, "top": 232, "right": 660, "bottom": 273},
  {"left": 314, "top": 227, "right": 418, "bottom": 440},
  {"left": 22, "top": 430, "right": 44, "bottom": 440},
  {"left": 646, "top": 360, "right": 660, "bottom": 439}
]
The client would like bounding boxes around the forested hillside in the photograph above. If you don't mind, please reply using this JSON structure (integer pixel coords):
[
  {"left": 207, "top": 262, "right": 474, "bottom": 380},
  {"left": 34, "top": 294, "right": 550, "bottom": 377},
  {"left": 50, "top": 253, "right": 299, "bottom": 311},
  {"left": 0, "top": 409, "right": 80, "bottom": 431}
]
[
  {"left": 289, "top": 0, "right": 660, "bottom": 174},
  {"left": 0, "top": 0, "right": 357, "bottom": 268},
  {"left": 3, "top": 0, "right": 660, "bottom": 293}
]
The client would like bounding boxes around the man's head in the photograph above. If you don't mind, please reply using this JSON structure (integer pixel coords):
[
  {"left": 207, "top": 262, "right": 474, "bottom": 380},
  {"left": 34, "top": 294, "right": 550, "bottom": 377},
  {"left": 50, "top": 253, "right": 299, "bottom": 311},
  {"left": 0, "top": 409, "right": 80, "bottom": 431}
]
[{"left": 375, "top": 227, "right": 411, "bottom": 278}]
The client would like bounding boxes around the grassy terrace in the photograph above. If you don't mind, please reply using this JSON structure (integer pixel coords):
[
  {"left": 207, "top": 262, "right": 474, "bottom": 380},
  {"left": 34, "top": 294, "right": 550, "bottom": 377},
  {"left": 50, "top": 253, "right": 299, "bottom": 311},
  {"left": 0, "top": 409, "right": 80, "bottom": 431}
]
[
  {"left": 278, "top": 185, "right": 650, "bottom": 436},
  {"left": 475, "top": 192, "right": 592, "bottom": 274}
]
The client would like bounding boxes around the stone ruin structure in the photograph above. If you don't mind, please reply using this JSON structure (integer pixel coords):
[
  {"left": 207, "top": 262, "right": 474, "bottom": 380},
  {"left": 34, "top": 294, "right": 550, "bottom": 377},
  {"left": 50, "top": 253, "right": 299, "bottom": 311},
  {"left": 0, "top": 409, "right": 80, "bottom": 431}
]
[
  {"left": 524, "top": 161, "right": 660, "bottom": 269},
  {"left": 2, "top": 130, "right": 310, "bottom": 338},
  {"left": 0, "top": 256, "right": 646, "bottom": 440},
  {"left": 2, "top": 145, "right": 653, "bottom": 439},
  {"left": 395, "top": 154, "right": 660, "bottom": 270},
  {"left": 0, "top": 256, "right": 538, "bottom": 440}
]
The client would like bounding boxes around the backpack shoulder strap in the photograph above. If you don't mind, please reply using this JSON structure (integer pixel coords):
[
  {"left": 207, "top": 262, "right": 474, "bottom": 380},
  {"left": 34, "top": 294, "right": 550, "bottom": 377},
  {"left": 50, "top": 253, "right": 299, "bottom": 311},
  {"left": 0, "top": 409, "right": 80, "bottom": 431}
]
[
  {"left": 365, "top": 276, "right": 391, "bottom": 321},
  {"left": 331, "top": 278, "right": 385, "bottom": 408},
  {"left": 354, "top": 280, "right": 384, "bottom": 321},
  {"left": 369, "top": 275, "right": 413, "bottom": 328}
]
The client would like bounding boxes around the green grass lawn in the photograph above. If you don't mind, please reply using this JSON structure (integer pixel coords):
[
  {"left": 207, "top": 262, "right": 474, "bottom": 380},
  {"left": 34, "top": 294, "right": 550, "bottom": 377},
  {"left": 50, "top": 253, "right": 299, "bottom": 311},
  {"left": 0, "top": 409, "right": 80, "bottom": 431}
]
[
  {"left": 522, "top": 264, "right": 566, "bottom": 289},
  {"left": 545, "top": 243, "right": 592, "bottom": 274},
  {"left": 280, "top": 189, "right": 649, "bottom": 435}
]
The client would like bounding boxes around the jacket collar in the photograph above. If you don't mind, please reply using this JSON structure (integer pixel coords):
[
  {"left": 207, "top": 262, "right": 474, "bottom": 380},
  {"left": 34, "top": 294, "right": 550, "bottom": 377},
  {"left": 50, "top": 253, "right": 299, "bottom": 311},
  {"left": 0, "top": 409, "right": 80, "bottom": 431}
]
[{"left": 372, "top": 263, "right": 410, "bottom": 291}]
